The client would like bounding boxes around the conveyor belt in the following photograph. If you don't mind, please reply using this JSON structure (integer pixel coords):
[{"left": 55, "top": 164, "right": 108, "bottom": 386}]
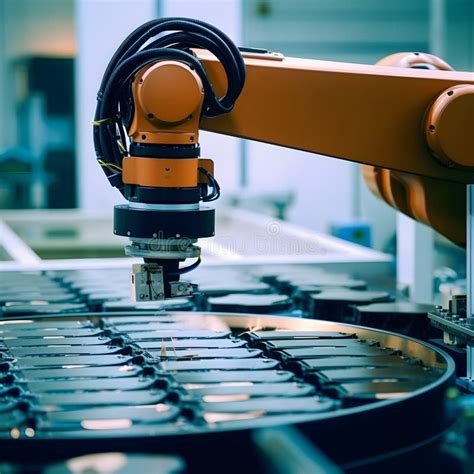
[
  {"left": 0, "top": 310, "right": 454, "bottom": 471},
  {"left": 0, "top": 269, "right": 454, "bottom": 472}
]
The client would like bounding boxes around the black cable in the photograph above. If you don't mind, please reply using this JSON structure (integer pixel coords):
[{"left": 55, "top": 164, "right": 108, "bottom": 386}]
[
  {"left": 199, "top": 167, "right": 221, "bottom": 202},
  {"left": 170, "top": 257, "right": 202, "bottom": 277},
  {"left": 93, "top": 18, "right": 245, "bottom": 191}
]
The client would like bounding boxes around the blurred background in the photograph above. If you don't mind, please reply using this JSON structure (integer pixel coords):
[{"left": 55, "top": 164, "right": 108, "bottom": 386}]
[{"left": 0, "top": 0, "right": 472, "bottom": 299}]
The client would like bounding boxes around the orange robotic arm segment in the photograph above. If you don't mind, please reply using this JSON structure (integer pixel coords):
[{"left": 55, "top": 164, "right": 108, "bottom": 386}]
[{"left": 198, "top": 50, "right": 474, "bottom": 183}]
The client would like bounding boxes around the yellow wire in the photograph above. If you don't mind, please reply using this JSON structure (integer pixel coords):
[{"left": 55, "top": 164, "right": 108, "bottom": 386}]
[
  {"left": 92, "top": 116, "right": 117, "bottom": 126},
  {"left": 98, "top": 160, "right": 121, "bottom": 171},
  {"left": 116, "top": 139, "right": 127, "bottom": 153},
  {"left": 98, "top": 159, "right": 122, "bottom": 172}
]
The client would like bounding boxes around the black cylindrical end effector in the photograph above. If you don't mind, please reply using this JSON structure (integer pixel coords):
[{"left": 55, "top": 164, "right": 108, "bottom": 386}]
[{"left": 114, "top": 205, "right": 215, "bottom": 240}]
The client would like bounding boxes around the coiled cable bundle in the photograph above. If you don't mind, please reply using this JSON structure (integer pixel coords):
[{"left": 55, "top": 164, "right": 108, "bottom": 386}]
[{"left": 93, "top": 17, "right": 246, "bottom": 192}]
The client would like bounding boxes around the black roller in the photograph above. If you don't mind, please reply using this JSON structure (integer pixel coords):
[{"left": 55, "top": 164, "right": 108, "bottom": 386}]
[
  {"left": 207, "top": 294, "right": 293, "bottom": 314},
  {"left": 114, "top": 204, "right": 215, "bottom": 239},
  {"left": 309, "top": 289, "right": 393, "bottom": 323},
  {"left": 353, "top": 301, "right": 436, "bottom": 339},
  {"left": 124, "top": 185, "right": 203, "bottom": 204},
  {"left": 129, "top": 143, "right": 200, "bottom": 158}
]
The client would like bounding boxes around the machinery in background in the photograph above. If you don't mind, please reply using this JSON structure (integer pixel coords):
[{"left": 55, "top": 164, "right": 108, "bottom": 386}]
[{"left": 0, "top": 57, "right": 76, "bottom": 210}]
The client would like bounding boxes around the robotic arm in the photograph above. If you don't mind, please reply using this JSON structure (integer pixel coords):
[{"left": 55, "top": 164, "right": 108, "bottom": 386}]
[
  {"left": 94, "top": 18, "right": 474, "bottom": 301},
  {"left": 94, "top": 18, "right": 245, "bottom": 300}
]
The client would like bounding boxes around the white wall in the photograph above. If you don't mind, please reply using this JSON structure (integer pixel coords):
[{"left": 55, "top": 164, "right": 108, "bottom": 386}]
[
  {"left": 0, "top": 0, "right": 7, "bottom": 150},
  {"left": 246, "top": 144, "right": 356, "bottom": 234},
  {"left": 75, "top": 0, "right": 155, "bottom": 211}
]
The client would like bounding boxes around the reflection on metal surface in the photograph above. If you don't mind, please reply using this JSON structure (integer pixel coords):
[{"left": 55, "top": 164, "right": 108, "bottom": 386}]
[
  {"left": 81, "top": 419, "right": 133, "bottom": 431},
  {"left": 220, "top": 313, "right": 447, "bottom": 368},
  {"left": 184, "top": 382, "right": 253, "bottom": 389},
  {"left": 119, "top": 365, "right": 137, "bottom": 373},
  {"left": 204, "top": 411, "right": 265, "bottom": 424},
  {"left": 0, "top": 320, "right": 34, "bottom": 326},
  {"left": 24, "top": 428, "right": 35, "bottom": 438},
  {"left": 66, "top": 452, "right": 128, "bottom": 473},
  {"left": 375, "top": 392, "right": 408, "bottom": 400},
  {"left": 202, "top": 394, "right": 250, "bottom": 402}
]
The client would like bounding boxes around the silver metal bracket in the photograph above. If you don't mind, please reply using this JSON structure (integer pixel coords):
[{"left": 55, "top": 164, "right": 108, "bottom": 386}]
[
  {"left": 131, "top": 263, "right": 164, "bottom": 301},
  {"left": 131, "top": 263, "right": 197, "bottom": 301},
  {"left": 428, "top": 306, "right": 474, "bottom": 345},
  {"left": 467, "top": 185, "right": 474, "bottom": 381},
  {"left": 169, "top": 281, "right": 196, "bottom": 298},
  {"left": 430, "top": 183, "right": 474, "bottom": 388},
  {"left": 429, "top": 298, "right": 474, "bottom": 393},
  {"left": 456, "top": 377, "right": 474, "bottom": 392}
]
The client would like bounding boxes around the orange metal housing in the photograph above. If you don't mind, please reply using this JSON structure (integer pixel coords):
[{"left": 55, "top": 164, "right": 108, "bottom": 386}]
[
  {"left": 123, "top": 157, "right": 199, "bottom": 188},
  {"left": 425, "top": 84, "right": 474, "bottom": 169},
  {"left": 123, "top": 157, "right": 214, "bottom": 188},
  {"left": 128, "top": 60, "right": 204, "bottom": 145}
]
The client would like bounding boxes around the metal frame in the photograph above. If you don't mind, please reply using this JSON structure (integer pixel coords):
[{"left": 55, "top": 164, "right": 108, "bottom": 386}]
[
  {"left": 467, "top": 184, "right": 474, "bottom": 380},
  {"left": 0, "top": 208, "right": 392, "bottom": 274},
  {"left": 426, "top": 184, "right": 474, "bottom": 389},
  {"left": 0, "top": 219, "right": 40, "bottom": 264}
]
